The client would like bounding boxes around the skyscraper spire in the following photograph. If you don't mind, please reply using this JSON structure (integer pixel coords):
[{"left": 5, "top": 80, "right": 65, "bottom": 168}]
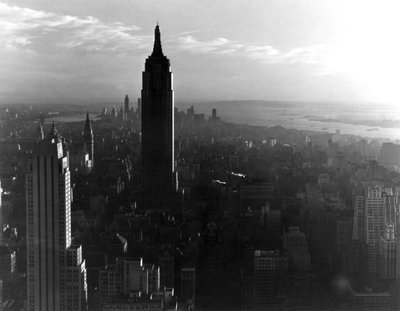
[
  {"left": 83, "top": 111, "right": 93, "bottom": 138},
  {"left": 47, "top": 121, "right": 58, "bottom": 140},
  {"left": 124, "top": 94, "right": 130, "bottom": 117},
  {"left": 151, "top": 24, "right": 164, "bottom": 57}
]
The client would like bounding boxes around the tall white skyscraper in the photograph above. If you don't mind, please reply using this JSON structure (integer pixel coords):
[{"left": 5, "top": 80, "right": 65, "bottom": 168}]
[
  {"left": 26, "top": 131, "right": 87, "bottom": 311},
  {"left": 364, "top": 186, "right": 393, "bottom": 276}
]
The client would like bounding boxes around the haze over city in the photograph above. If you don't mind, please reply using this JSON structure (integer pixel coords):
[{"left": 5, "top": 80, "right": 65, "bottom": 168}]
[{"left": 1, "top": 0, "right": 400, "bottom": 106}]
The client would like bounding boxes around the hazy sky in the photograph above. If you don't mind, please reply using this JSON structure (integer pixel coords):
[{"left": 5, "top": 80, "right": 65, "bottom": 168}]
[{"left": 1, "top": 0, "right": 399, "bottom": 105}]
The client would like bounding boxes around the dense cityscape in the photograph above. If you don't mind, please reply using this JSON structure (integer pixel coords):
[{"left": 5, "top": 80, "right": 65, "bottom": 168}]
[{"left": 1, "top": 15, "right": 400, "bottom": 311}]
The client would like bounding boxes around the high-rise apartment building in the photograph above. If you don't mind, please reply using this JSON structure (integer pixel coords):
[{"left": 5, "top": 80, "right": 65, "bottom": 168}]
[
  {"left": 283, "top": 226, "right": 311, "bottom": 271},
  {"left": 253, "top": 250, "right": 288, "bottom": 310},
  {"left": 26, "top": 132, "right": 87, "bottom": 311},
  {"left": 141, "top": 25, "right": 175, "bottom": 209},
  {"left": 336, "top": 216, "right": 353, "bottom": 254},
  {"left": 0, "top": 246, "right": 16, "bottom": 282},
  {"left": 99, "top": 257, "right": 161, "bottom": 307},
  {"left": 379, "top": 224, "right": 400, "bottom": 280},
  {"left": 159, "top": 254, "right": 174, "bottom": 288},
  {"left": 181, "top": 267, "right": 195, "bottom": 302}
]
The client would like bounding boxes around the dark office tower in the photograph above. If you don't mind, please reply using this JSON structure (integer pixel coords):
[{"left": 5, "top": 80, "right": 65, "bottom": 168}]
[
  {"left": 141, "top": 25, "right": 174, "bottom": 208},
  {"left": 124, "top": 94, "right": 130, "bottom": 114},
  {"left": 159, "top": 254, "right": 174, "bottom": 288},
  {"left": 124, "top": 94, "right": 129, "bottom": 120},
  {"left": 83, "top": 112, "right": 94, "bottom": 167}
]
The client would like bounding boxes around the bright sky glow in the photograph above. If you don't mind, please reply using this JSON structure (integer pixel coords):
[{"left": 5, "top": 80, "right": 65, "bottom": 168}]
[{"left": 0, "top": 0, "right": 399, "bottom": 105}]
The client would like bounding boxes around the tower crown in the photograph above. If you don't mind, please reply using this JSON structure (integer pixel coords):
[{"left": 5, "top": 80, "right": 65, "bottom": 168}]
[{"left": 151, "top": 25, "right": 164, "bottom": 57}]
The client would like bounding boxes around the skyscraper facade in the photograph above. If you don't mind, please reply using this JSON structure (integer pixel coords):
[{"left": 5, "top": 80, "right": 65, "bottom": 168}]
[
  {"left": 253, "top": 250, "right": 288, "bottom": 310},
  {"left": 352, "top": 193, "right": 365, "bottom": 241},
  {"left": 141, "top": 25, "right": 174, "bottom": 208},
  {"left": 26, "top": 132, "right": 87, "bottom": 311},
  {"left": 365, "top": 186, "right": 390, "bottom": 276},
  {"left": 379, "top": 224, "right": 400, "bottom": 280}
]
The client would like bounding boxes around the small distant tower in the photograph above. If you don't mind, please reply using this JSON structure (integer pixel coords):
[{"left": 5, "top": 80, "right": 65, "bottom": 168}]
[
  {"left": 124, "top": 95, "right": 130, "bottom": 120},
  {"left": 210, "top": 108, "right": 220, "bottom": 121},
  {"left": 111, "top": 106, "right": 117, "bottom": 118},
  {"left": 83, "top": 112, "right": 94, "bottom": 167},
  {"left": 35, "top": 121, "right": 44, "bottom": 141}
]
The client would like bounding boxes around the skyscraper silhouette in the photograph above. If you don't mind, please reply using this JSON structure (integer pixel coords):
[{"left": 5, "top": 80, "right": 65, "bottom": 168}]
[
  {"left": 124, "top": 94, "right": 130, "bottom": 121},
  {"left": 141, "top": 25, "right": 175, "bottom": 208}
]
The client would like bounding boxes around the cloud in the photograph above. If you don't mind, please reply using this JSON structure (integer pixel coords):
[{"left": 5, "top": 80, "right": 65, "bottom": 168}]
[
  {"left": 173, "top": 35, "right": 234, "bottom": 54},
  {"left": 171, "top": 33, "right": 332, "bottom": 70},
  {"left": 243, "top": 45, "right": 281, "bottom": 61},
  {"left": 0, "top": 1, "right": 335, "bottom": 70},
  {"left": 0, "top": 2, "right": 146, "bottom": 55}
]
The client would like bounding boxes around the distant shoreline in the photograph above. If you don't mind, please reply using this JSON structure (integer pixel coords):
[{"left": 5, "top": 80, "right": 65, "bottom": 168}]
[{"left": 305, "top": 116, "right": 400, "bottom": 129}]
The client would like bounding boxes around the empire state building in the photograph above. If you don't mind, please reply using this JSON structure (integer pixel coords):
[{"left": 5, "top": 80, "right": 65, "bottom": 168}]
[{"left": 141, "top": 25, "right": 175, "bottom": 208}]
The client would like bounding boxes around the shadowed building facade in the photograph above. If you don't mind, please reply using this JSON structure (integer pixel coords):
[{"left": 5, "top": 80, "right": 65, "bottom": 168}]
[{"left": 141, "top": 25, "right": 175, "bottom": 209}]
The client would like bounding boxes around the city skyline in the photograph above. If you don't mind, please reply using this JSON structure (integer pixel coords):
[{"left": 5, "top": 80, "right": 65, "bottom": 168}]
[
  {"left": 1, "top": 0, "right": 400, "bottom": 106},
  {"left": 2, "top": 4, "right": 400, "bottom": 309}
]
